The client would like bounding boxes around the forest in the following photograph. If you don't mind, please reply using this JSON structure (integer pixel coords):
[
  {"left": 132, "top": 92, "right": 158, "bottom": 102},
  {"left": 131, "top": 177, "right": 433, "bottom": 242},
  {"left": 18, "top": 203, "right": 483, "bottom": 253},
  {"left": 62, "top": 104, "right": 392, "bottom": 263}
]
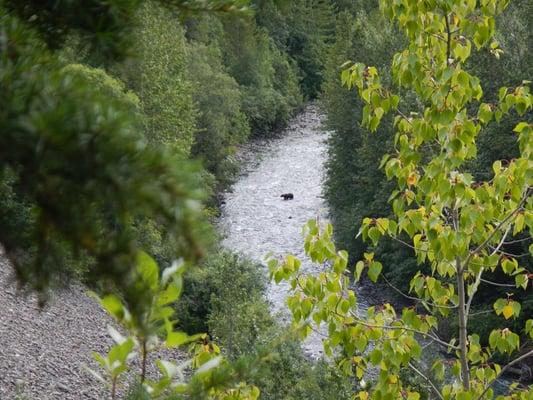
[{"left": 0, "top": 0, "right": 531, "bottom": 399}]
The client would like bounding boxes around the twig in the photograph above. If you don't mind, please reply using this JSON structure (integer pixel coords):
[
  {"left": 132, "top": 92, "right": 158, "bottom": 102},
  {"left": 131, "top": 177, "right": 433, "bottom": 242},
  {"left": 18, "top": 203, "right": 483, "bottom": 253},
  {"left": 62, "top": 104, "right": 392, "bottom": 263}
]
[
  {"left": 476, "top": 349, "right": 533, "bottom": 400},
  {"left": 408, "top": 361, "right": 444, "bottom": 400},
  {"left": 382, "top": 274, "right": 458, "bottom": 309},
  {"left": 445, "top": 13, "right": 452, "bottom": 64},
  {"left": 487, "top": 248, "right": 530, "bottom": 258},
  {"left": 468, "top": 310, "right": 493, "bottom": 316},
  {"left": 502, "top": 237, "right": 532, "bottom": 245},
  {"left": 479, "top": 278, "right": 516, "bottom": 288}
]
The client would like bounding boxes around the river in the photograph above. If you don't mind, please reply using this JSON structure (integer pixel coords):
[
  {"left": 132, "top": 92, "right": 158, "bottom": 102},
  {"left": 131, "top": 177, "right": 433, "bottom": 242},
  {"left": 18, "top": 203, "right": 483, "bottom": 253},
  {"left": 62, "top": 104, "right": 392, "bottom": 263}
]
[{"left": 219, "top": 103, "right": 370, "bottom": 358}]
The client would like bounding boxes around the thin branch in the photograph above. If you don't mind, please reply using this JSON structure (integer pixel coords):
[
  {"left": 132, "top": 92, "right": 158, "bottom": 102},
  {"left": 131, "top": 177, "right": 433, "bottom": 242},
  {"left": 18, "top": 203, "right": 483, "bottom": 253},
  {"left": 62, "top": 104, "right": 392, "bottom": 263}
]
[
  {"left": 502, "top": 237, "right": 532, "bottom": 245},
  {"left": 390, "top": 235, "right": 417, "bottom": 251},
  {"left": 463, "top": 188, "right": 530, "bottom": 273},
  {"left": 466, "top": 224, "right": 511, "bottom": 317},
  {"left": 382, "top": 274, "right": 458, "bottom": 309},
  {"left": 306, "top": 323, "right": 328, "bottom": 338},
  {"left": 397, "top": 109, "right": 413, "bottom": 126},
  {"left": 468, "top": 310, "right": 493, "bottom": 316},
  {"left": 408, "top": 362, "right": 444, "bottom": 400},
  {"left": 488, "top": 248, "right": 530, "bottom": 258},
  {"left": 431, "top": 32, "right": 447, "bottom": 43},
  {"left": 445, "top": 13, "right": 452, "bottom": 64},
  {"left": 479, "top": 278, "right": 516, "bottom": 288},
  {"left": 476, "top": 349, "right": 533, "bottom": 400},
  {"left": 490, "top": 224, "right": 512, "bottom": 257}
]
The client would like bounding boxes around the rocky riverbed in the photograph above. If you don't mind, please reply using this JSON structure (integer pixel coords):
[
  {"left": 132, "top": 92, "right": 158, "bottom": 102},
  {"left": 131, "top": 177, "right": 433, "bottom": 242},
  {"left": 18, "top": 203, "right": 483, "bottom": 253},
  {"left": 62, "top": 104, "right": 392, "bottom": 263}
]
[
  {"left": 0, "top": 252, "right": 185, "bottom": 400},
  {"left": 0, "top": 254, "right": 116, "bottom": 399},
  {"left": 219, "top": 103, "right": 371, "bottom": 358}
]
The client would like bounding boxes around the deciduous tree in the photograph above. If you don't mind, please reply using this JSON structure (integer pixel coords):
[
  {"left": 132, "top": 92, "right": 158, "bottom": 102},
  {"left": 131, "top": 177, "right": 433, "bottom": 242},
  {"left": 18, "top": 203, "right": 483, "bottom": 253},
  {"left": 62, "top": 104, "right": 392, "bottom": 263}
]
[{"left": 270, "top": 0, "right": 533, "bottom": 398}]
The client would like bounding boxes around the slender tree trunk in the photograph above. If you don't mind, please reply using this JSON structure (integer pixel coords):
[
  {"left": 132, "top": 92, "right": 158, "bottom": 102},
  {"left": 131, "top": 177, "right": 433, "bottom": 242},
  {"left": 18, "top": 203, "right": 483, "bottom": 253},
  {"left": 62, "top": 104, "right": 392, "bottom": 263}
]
[
  {"left": 111, "top": 376, "right": 117, "bottom": 400},
  {"left": 456, "top": 257, "right": 470, "bottom": 390},
  {"left": 452, "top": 205, "right": 470, "bottom": 390},
  {"left": 141, "top": 339, "right": 147, "bottom": 384}
]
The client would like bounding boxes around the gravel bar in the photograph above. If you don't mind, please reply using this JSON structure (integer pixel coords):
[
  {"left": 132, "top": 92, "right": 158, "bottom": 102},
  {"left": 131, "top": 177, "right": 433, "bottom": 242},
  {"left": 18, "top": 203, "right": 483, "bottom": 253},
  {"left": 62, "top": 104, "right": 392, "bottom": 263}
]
[{"left": 0, "top": 253, "right": 185, "bottom": 400}]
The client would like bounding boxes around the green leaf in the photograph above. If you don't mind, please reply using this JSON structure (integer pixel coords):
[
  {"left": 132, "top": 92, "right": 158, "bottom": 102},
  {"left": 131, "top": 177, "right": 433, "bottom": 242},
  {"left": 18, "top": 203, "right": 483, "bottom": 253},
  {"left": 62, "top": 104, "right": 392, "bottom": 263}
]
[
  {"left": 489, "top": 330, "right": 499, "bottom": 350},
  {"left": 515, "top": 274, "right": 528, "bottom": 290},
  {"left": 526, "top": 320, "right": 533, "bottom": 338},
  {"left": 368, "top": 261, "right": 382, "bottom": 282},
  {"left": 432, "top": 360, "right": 445, "bottom": 381},
  {"left": 157, "top": 283, "right": 180, "bottom": 306},
  {"left": 137, "top": 251, "right": 159, "bottom": 291},
  {"left": 369, "top": 348, "right": 382, "bottom": 364},
  {"left": 368, "top": 227, "right": 381, "bottom": 245},
  {"left": 166, "top": 331, "right": 192, "bottom": 347},
  {"left": 501, "top": 258, "right": 517, "bottom": 274},
  {"left": 355, "top": 261, "right": 365, "bottom": 282},
  {"left": 477, "top": 103, "right": 493, "bottom": 124},
  {"left": 99, "top": 295, "right": 126, "bottom": 321}
]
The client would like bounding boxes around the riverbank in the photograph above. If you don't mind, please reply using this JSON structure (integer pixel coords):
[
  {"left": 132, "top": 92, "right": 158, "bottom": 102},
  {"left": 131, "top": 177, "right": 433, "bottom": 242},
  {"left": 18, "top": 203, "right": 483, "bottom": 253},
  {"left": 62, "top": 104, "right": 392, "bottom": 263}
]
[{"left": 0, "top": 252, "right": 185, "bottom": 399}]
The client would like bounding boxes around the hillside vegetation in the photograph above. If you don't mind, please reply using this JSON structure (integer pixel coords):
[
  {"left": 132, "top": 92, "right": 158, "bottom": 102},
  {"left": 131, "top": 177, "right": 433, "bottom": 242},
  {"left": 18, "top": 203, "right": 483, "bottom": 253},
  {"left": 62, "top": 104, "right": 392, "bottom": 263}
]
[{"left": 0, "top": 0, "right": 531, "bottom": 399}]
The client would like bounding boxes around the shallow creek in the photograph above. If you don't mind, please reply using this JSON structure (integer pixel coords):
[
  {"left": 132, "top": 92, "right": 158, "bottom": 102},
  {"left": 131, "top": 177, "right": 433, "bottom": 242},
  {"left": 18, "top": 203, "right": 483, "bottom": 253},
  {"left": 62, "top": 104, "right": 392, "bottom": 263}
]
[{"left": 219, "top": 103, "right": 370, "bottom": 358}]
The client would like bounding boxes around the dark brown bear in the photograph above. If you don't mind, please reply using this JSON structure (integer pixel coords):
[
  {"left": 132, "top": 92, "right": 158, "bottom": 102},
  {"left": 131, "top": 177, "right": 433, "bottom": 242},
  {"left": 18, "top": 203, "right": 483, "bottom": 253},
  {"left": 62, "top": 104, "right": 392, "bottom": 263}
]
[{"left": 280, "top": 193, "right": 294, "bottom": 200}]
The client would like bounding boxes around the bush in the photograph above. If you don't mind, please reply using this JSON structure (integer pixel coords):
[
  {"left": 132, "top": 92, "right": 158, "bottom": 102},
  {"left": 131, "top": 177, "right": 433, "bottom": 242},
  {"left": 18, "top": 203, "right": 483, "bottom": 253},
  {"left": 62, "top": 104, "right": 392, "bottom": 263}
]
[
  {"left": 187, "top": 42, "right": 250, "bottom": 189},
  {"left": 177, "top": 251, "right": 268, "bottom": 336},
  {"left": 176, "top": 250, "right": 353, "bottom": 399}
]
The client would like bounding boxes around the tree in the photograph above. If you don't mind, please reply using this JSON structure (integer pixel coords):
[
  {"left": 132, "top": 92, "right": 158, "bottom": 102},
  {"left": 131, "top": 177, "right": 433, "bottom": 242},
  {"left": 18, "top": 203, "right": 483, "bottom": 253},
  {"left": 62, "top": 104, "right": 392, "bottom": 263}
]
[
  {"left": 187, "top": 40, "right": 250, "bottom": 188},
  {"left": 323, "top": 0, "right": 532, "bottom": 330},
  {"left": 285, "top": 0, "right": 336, "bottom": 99},
  {"left": 0, "top": 0, "right": 248, "bottom": 306},
  {"left": 117, "top": 2, "right": 198, "bottom": 157},
  {"left": 270, "top": 0, "right": 533, "bottom": 398}
]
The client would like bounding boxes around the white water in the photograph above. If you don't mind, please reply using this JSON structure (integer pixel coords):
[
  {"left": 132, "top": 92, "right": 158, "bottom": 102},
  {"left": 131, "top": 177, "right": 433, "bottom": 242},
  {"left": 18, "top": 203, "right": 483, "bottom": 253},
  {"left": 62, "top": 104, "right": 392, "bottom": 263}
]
[{"left": 219, "top": 104, "right": 333, "bottom": 357}]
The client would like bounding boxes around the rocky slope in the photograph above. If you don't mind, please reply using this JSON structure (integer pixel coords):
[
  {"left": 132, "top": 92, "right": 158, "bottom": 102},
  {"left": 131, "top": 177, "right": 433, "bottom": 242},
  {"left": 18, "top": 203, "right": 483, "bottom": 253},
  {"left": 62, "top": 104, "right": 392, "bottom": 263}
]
[{"left": 0, "top": 252, "right": 184, "bottom": 400}]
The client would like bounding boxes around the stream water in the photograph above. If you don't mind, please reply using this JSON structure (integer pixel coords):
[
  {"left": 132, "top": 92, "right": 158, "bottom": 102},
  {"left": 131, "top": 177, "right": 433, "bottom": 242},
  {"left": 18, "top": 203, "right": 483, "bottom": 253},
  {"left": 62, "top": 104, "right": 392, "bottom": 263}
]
[{"left": 219, "top": 104, "right": 370, "bottom": 358}]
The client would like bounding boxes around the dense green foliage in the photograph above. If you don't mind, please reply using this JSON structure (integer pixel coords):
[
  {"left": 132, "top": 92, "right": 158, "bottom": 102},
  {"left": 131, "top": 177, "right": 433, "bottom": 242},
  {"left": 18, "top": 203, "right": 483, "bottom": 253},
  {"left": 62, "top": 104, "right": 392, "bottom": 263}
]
[
  {"left": 0, "top": 0, "right": 348, "bottom": 398},
  {"left": 118, "top": 3, "right": 198, "bottom": 157},
  {"left": 0, "top": 9, "right": 207, "bottom": 310},
  {"left": 187, "top": 41, "right": 250, "bottom": 188},
  {"left": 177, "top": 251, "right": 353, "bottom": 399},
  {"left": 271, "top": 1, "right": 533, "bottom": 398},
  {"left": 322, "top": 0, "right": 532, "bottom": 335},
  {"left": 0, "top": 0, "right": 333, "bottom": 296}
]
